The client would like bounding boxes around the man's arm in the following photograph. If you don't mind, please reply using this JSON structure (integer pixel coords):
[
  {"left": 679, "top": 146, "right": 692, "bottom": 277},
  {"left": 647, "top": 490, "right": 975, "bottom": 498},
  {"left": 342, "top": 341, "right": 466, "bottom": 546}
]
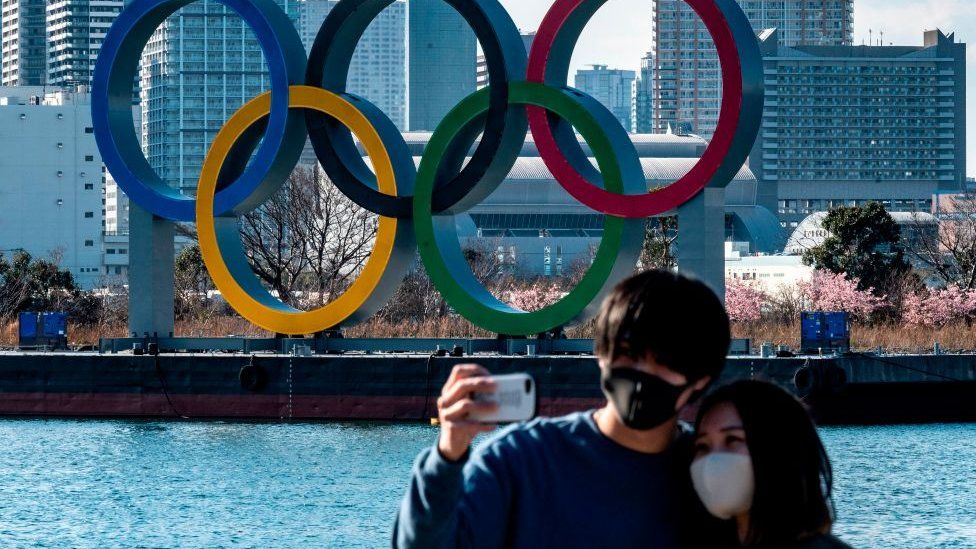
[
  {"left": 394, "top": 439, "right": 515, "bottom": 548},
  {"left": 393, "top": 364, "right": 511, "bottom": 548}
]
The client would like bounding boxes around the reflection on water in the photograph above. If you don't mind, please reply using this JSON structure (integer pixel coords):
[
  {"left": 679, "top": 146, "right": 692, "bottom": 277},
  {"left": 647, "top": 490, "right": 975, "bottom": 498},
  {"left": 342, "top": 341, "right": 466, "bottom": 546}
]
[{"left": 0, "top": 420, "right": 971, "bottom": 547}]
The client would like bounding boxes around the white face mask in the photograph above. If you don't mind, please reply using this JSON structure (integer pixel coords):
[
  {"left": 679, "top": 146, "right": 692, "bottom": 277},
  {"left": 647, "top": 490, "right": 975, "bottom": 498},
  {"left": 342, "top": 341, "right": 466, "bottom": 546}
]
[{"left": 690, "top": 452, "right": 755, "bottom": 520}]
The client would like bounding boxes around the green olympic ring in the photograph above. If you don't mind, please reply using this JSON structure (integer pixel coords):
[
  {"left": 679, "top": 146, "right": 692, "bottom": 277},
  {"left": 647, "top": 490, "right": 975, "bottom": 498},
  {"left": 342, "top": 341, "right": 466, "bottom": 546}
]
[{"left": 415, "top": 81, "right": 645, "bottom": 335}]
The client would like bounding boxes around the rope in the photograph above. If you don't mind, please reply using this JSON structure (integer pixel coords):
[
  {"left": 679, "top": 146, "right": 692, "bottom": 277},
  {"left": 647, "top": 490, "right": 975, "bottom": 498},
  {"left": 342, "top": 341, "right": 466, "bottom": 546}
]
[
  {"left": 420, "top": 352, "right": 438, "bottom": 421},
  {"left": 846, "top": 352, "right": 963, "bottom": 383},
  {"left": 154, "top": 353, "right": 190, "bottom": 419}
]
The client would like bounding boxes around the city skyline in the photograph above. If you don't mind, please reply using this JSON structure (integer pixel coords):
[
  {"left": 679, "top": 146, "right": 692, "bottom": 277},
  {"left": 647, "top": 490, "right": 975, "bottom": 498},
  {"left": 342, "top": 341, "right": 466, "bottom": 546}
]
[{"left": 497, "top": 0, "right": 976, "bottom": 177}]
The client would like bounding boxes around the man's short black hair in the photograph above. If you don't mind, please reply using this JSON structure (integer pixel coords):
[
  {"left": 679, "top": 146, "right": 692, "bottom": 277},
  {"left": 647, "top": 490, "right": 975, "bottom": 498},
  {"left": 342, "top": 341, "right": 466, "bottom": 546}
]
[{"left": 594, "top": 270, "right": 730, "bottom": 382}]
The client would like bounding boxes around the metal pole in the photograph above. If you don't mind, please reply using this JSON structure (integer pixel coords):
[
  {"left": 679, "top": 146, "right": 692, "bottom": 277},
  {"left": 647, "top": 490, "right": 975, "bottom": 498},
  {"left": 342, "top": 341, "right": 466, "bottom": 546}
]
[
  {"left": 127, "top": 202, "right": 175, "bottom": 337},
  {"left": 676, "top": 187, "right": 727, "bottom": 303}
]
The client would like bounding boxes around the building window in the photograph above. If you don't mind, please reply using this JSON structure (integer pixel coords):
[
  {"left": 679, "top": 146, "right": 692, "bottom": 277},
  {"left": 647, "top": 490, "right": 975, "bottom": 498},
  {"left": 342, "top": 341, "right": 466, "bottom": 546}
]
[
  {"left": 84, "top": 127, "right": 93, "bottom": 133},
  {"left": 85, "top": 183, "right": 94, "bottom": 190},
  {"left": 85, "top": 155, "right": 94, "bottom": 162},
  {"left": 84, "top": 212, "right": 94, "bottom": 218},
  {"left": 84, "top": 240, "right": 94, "bottom": 247}
]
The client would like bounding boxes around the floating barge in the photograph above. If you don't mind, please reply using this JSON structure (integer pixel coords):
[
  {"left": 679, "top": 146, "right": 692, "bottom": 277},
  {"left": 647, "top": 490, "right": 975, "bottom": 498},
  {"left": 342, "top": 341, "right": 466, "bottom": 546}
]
[{"left": 0, "top": 347, "right": 972, "bottom": 424}]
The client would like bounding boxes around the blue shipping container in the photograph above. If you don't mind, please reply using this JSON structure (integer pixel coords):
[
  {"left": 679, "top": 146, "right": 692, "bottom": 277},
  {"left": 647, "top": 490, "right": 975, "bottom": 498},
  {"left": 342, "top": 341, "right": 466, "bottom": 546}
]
[
  {"left": 800, "top": 312, "right": 850, "bottom": 353},
  {"left": 18, "top": 312, "right": 38, "bottom": 339},
  {"left": 41, "top": 312, "right": 67, "bottom": 337}
]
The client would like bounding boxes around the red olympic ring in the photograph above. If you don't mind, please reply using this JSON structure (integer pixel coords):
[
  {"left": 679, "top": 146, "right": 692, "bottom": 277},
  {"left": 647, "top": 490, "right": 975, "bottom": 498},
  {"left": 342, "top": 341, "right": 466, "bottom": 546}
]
[{"left": 527, "top": 0, "right": 757, "bottom": 218}]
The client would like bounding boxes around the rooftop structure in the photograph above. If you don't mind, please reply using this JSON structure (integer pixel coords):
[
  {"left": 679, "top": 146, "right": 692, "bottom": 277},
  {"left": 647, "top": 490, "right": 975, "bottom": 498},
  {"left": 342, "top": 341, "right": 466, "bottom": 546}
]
[
  {"left": 350, "top": 132, "right": 781, "bottom": 276},
  {"left": 783, "top": 210, "right": 938, "bottom": 256}
]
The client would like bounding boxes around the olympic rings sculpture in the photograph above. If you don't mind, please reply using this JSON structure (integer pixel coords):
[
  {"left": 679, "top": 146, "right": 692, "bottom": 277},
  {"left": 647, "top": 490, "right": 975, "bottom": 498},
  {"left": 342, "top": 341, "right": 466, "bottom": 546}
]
[{"left": 92, "top": 0, "right": 763, "bottom": 336}]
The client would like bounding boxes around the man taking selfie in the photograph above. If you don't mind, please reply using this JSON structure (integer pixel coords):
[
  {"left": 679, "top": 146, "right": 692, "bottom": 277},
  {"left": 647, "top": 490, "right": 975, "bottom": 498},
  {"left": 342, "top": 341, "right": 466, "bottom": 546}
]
[{"left": 394, "top": 270, "right": 732, "bottom": 547}]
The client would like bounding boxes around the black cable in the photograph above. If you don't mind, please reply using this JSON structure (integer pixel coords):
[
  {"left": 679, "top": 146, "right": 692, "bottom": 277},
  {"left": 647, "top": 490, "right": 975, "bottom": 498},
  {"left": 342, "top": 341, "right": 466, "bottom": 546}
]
[
  {"left": 420, "top": 352, "right": 437, "bottom": 421},
  {"left": 154, "top": 353, "right": 190, "bottom": 419},
  {"left": 846, "top": 351, "right": 963, "bottom": 383}
]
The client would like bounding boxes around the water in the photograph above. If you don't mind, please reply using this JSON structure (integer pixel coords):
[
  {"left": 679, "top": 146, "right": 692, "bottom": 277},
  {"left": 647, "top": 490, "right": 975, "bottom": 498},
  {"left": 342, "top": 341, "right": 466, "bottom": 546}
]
[{"left": 0, "top": 420, "right": 971, "bottom": 548}]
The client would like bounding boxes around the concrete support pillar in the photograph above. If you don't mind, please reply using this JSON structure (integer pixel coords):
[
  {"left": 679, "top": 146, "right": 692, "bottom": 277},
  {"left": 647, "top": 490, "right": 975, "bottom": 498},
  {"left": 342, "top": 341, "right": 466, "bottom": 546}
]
[
  {"left": 128, "top": 203, "right": 175, "bottom": 337},
  {"left": 676, "top": 187, "right": 726, "bottom": 303}
]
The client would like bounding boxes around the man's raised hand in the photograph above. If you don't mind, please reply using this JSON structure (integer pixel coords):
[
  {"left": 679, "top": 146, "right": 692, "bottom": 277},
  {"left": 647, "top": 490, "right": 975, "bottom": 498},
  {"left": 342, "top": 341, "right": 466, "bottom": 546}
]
[{"left": 436, "top": 364, "right": 499, "bottom": 462}]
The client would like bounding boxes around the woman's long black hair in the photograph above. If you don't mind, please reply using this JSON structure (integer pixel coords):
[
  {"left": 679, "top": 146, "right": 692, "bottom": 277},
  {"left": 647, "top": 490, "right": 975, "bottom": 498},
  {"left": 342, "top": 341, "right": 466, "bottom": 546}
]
[{"left": 695, "top": 380, "right": 835, "bottom": 547}]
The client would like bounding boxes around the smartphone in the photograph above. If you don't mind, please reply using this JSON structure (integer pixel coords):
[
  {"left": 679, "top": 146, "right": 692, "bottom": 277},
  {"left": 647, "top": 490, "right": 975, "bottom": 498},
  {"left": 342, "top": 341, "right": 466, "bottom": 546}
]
[{"left": 470, "top": 373, "right": 537, "bottom": 423}]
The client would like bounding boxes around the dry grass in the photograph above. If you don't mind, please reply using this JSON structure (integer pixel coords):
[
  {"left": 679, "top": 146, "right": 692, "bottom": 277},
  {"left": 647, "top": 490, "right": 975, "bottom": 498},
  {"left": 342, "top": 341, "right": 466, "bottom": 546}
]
[
  {"left": 3, "top": 315, "right": 973, "bottom": 354},
  {"left": 0, "top": 316, "right": 270, "bottom": 349},
  {"left": 734, "top": 321, "right": 976, "bottom": 354}
]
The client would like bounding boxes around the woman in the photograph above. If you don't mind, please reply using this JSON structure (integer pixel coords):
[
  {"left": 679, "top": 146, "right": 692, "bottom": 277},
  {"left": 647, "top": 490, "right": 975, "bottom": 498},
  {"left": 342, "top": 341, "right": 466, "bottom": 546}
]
[{"left": 690, "top": 380, "right": 852, "bottom": 548}]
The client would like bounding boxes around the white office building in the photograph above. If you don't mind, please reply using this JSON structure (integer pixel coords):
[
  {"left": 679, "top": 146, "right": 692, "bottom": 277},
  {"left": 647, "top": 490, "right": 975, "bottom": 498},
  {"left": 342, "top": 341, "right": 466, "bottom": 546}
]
[{"left": 0, "top": 87, "right": 103, "bottom": 288}]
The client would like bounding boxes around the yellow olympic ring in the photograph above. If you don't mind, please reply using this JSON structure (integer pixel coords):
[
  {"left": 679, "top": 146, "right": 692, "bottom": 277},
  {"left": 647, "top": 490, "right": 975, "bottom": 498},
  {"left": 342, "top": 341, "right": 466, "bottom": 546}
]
[{"left": 196, "top": 85, "right": 403, "bottom": 335}]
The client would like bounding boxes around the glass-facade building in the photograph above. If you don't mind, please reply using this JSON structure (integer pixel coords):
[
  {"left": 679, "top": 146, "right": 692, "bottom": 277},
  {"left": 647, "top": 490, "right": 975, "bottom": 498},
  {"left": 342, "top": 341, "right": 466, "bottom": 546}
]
[
  {"left": 754, "top": 29, "right": 967, "bottom": 226},
  {"left": 476, "top": 31, "right": 534, "bottom": 90},
  {"left": 632, "top": 52, "right": 654, "bottom": 134},
  {"left": 298, "top": 0, "right": 406, "bottom": 130},
  {"left": 407, "top": 0, "right": 475, "bottom": 131},
  {"left": 139, "top": 0, "right": 299, "bottom": 195},
  {"left": 653, "top": 0, "right": 853, "bottom": 139},
  {"left": 574, "top": 64, "right": 636, "bottom": 133},
  {"left": 1, "top": 0, "right": 47, "bottom": 86},
  {"left": 47, "top": 0, "right": 125, "bottom": 87}
]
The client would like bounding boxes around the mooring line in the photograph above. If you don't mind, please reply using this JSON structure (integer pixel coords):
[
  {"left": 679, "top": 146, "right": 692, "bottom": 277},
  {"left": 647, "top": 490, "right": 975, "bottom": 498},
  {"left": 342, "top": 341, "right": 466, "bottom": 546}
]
[
  {"left": 848, "top": 352, "right": 963, "bottom": 382},
  {"left": 154, "top": 354, "right": 190, "bottom": 420}
]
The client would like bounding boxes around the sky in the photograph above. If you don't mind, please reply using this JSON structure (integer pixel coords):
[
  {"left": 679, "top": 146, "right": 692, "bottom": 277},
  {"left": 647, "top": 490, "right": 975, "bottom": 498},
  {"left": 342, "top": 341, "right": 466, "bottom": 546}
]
[{"left": 497, "top": 0, "right": 976, "bottom": 177}]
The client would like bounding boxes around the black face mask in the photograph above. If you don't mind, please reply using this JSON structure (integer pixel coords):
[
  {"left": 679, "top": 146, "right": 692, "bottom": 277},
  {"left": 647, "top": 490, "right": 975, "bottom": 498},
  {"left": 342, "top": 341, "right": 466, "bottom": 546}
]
[{"left": 601, "top": 367, "right": 689, "bottom": 431}]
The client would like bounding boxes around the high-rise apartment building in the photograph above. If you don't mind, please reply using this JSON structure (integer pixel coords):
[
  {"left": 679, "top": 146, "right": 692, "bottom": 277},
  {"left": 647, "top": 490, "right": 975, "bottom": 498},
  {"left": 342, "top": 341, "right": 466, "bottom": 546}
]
[
  {"left": 632, "top": 51, "right": 654, "bottom": 134},
  {"left": 299, "top": 0, "right": 406, "bottom": 130},
  {"left": 754, "top": 29, "right": 966, "bottom": 227},
  {"left": 476, "top": 31, "right": 534, "bottom": 90},
  {"left": 574, "top": 64, "right": 636, "bottom": 132},
  {"left": 653, "top": 0, "right": 853, "bottom": 138},
  {"left": 46, "top": 0, "right": 126, "bottom": 87},
  {"left": 139, "top": 0, "right": 300, "bottom": 196},
  {"left": 408, "top": 0, "right": 476, "bottom": 131},
  {"left": 0, "top": 87, "right": 104, "bottom": 288},
  {"left": 1, "top": 0, "right": 47, "bottom": 86}
]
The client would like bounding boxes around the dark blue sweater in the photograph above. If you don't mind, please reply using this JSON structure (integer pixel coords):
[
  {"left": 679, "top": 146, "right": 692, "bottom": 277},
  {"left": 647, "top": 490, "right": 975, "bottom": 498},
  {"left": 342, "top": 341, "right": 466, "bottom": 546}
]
[{"left": 394, "top": 411, "right": 727, "bottom": 548}]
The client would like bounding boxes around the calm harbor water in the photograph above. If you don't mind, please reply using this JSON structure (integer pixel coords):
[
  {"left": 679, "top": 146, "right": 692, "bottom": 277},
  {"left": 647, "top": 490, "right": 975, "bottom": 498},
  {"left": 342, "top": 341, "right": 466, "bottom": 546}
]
[{"left": 0, "top": 420, "right": 971, "bottom": 548}]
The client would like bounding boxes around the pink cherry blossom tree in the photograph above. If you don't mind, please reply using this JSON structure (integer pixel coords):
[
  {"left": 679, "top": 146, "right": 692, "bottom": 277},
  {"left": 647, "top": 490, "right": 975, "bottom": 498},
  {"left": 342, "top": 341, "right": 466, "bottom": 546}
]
[
  {"left": 797, "top": 270, "right": 885, "bottom": 321},
  {"left": 725, "top": 278, "right": 767, "bottom": 323},
  {"left": 505, "top": 280, "right": 565, "bottom": 312},
  {"left": 902, "top": 285, "right": 976, "bottom": 327}
]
